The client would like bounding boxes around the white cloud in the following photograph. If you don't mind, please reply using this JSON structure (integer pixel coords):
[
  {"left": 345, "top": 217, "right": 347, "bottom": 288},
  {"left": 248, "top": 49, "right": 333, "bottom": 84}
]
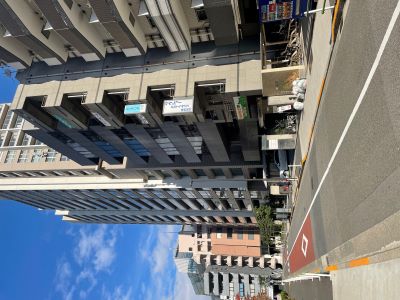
[
  {"left": 54, "top": 225, "right": 124, "bottom": 300},
  {"left": 138, "top": 225, "right": 210, "bottom": 300},
  {"left": 138, "top": 225, "right": 178, "bottom": 300},
  {"left": 101, "top": 285, "right": 133, "bottom": 300},
  {"left": 54, "top": 258, "right": 76, "bottom": 300},
  {"left": 75, "top": 269, "right": 97, "bottom": 299},
  {"left": 151, "top": 224, "right": 178, "bottom": 273},
  {"left": 74, "top": 225, "right": 119, "bottom": 272}
]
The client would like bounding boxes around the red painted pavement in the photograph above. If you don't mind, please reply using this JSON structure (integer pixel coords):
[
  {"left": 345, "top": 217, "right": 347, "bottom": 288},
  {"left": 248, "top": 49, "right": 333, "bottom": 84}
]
[{"left": 288, "top": 214, "right": 315, "bottom": 273}]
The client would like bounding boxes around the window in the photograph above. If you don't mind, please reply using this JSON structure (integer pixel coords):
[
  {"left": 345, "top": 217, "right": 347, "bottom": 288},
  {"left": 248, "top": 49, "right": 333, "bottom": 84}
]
[
  {"left": 0, "top": 133, "right": 5, "bottom": 146},
  {"left": 188, "top": 247, "right": 193, "bottom": 252},
  {"left": 237, "top": 228, "right": 243, "bottom": 240},
  {"left": 199, "top": 190, "right": 211, "bottom": 198},
  {"left": 67, "top": 171, "right": 80, "bottom": 176},
  {"left": 138, "top": 191, "right": 151, "bottom": 198},
  {"left": 195, "top": 7, "right": 207, "bottom": 21},
  {"left": 5, "top": 150, "right": 16, "bottom": 163},
  {"left": 168, "top": 190, "right": 181, "bottom": 198},
  {"left": 25, "top": 172, "right": 38, "bottom": 177},
  {"left": 197, "top": 226, "right": 202, "bottom": 238},
  {"left": 31, "top": 149, "right": 42, "bottom": 163},
  {"left": 216, "top": 227, "right": 222, "bottom": 239},
  {"left": 34, "top": 138, "right": 43, "bottom": 145},
  {"left": 146, "top": 16, "right": 157, "bottom": 28},
  {"left": 248, "top": 231, "right": 254, "bottom": 240},
  {"left": 2, "top": 111, "right": 13, "bottom": 129},
  {"left": 183, "top": 191, "right": 196, "bottom": 198},
  {"left": 45, "top": 149, "right": 57, "bottom": 162},
  {"left": 7, "top": 133, "right": 17, "bottom": 146},
  {"left": 81, "top": 170, "right": 93, "bottom": 175},
  {"left": 14, "top": 116, "right": 23, "bottom": 128},
  {"left": 18, "top": 150, "right": 28, "bottom": 163},
  {"left": 21, "top": 134, "right": 31, "bottom": 146},
  {"left": 52, "top": 171, "right": 65, "bottom": 176},
  {"left": 207, "top": 241, "right": 212, "bottom": 251},
  {"left": 153, "top": 190, "right": 167, "bottom": 198},
  {"left": 227, "top": 228, "right": 233, "bottom": 239}
]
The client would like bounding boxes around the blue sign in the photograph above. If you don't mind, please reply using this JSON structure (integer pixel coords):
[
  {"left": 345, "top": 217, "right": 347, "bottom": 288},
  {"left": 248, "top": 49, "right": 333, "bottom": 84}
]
[
  {"left": 124, "top": 104, "right": 146, "bottom": 115},
  {"left": 259, "top": 0, "right": 308, "bottom": 23}
]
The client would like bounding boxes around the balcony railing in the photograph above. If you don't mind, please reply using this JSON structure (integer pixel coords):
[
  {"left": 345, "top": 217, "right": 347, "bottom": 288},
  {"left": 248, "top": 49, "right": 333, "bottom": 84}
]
[{"left": 261, "top": 20, "right": 303, "bottom": 70}]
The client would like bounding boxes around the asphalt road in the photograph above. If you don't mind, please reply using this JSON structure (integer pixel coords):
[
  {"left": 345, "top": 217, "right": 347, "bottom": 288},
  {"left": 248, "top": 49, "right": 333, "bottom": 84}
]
[{"left": 286, "top": 0, "right": 400, "bottom": 277}]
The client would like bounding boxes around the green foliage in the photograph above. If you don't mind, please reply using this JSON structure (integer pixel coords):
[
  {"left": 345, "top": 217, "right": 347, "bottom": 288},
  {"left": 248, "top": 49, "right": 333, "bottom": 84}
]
[
  {"left": 254, "top": 205, "right": 275, "bottom": 246},
  {"left": 259, "top": 275, "right": 267, "bottom": 288},
  {"left": 281, "top": 291, "right": 294, "bottom": 300}
]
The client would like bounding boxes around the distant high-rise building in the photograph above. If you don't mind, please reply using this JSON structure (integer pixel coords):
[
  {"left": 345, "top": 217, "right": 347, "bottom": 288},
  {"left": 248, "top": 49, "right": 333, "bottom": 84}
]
[{"left": 174, "top": 225, "right": 280, "bottom": 298}]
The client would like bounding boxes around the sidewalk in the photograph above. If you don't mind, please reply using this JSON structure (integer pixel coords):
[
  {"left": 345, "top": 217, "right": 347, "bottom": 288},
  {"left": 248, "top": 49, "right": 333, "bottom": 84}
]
[
  {"left": 288, "top": 0, "right": 336, "bottom": 212},
  {"left": 284, "top": 277, "right": 333, "bottom": 300},
  {"left": 331, "top": 257, "right": 400, "bottom": 300},
  {"left": 297, "top": 0, "right": 335, "bottom": 164}
]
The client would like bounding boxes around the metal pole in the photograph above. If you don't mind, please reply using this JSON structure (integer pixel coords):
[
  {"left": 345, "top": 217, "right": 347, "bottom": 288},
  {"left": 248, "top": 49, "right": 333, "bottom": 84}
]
[
  {"left": 191, "top": 178, "right": 297, "bottom": 183},
  {"left": 304, "top": 6, "right": 335, "bottom": 16}
]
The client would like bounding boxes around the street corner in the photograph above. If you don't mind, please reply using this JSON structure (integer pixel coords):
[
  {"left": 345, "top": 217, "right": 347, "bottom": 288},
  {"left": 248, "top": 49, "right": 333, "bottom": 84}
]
[{"left": 288, "top": 214, "right": 316, "bottom": 273}]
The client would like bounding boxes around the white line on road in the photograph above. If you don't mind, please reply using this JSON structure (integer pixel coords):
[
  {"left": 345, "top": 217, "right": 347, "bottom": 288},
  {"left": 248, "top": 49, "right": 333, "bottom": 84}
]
[{"left": 286, "top": 0, "right": 400, "bottom": 262}]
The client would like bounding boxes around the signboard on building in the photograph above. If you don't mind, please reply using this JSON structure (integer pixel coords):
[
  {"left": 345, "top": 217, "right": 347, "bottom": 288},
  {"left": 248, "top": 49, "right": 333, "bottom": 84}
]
[
  {"left": 124, "top": 103, "right": 152, "bottom": 125},
  {"left": 233, "top": 96, "right": 250, "bottom": 120},
  {"left": 261, "top": 134, "right": 296, "bottom": 150},
  {"left": 162, "top": 97, "right": 194, "bottom": 116},
  {"left": 277, "top": 104, "right": 292, "bottom": 113},
  {"left": 124, "top": 103, "right": 147, "bottom": 115},
  {"left": 258, "top": 0, "right": 308, "bottom": 23}
]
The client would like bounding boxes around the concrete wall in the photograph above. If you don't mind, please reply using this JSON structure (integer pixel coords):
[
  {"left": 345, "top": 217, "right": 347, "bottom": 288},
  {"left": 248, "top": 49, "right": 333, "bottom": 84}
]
[
  {"left": 210, "top": 228, "right": 261, "bottom": 257},
  {"left": 262, "top": 65, "right": 305, "bottom": 97}
]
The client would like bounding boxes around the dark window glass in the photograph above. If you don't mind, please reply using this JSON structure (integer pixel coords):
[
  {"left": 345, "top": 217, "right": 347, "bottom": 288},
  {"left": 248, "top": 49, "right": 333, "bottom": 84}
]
[
  {"left": 146, "top": 16, "right": 157, "bottom": 28},
  {"left": 248, "top": 232, "right": 254, "bottom": 240},
  {"left": 237, "top": 228, "right": 243, "bottom": 240},
  {"left": 227, "top": 228, "right": 233, "bottom": 239},
  {"left": 195, "top": 7, "right": 208, "bottom": 21}
]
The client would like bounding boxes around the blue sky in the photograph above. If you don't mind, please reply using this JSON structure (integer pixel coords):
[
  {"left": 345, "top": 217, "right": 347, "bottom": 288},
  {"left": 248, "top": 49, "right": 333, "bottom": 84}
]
[{"left": 0, "top": 69, "right": 210, "bottom": 300}]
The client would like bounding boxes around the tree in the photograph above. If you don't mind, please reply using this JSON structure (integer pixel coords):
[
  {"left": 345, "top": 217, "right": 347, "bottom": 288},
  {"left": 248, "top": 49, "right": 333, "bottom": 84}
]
[{"left": 254, "top": 205, "right": 275, "bottom": 246}]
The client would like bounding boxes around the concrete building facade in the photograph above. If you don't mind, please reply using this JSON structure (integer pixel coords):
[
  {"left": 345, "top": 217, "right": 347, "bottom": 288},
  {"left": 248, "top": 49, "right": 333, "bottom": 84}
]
[
  {"left": 175, "top": 225, "right": 278, "bottom": 299},
  {"left": 0, "top": 0, "right": 272, "bottom": 227}
]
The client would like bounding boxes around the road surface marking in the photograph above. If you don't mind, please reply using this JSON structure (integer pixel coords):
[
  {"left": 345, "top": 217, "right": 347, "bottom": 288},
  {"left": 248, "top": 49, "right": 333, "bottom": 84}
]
[
  {"left": 331, "top": 0, "right": 342, "bottom": 43},
  {"left": 301, "top": 234, "right": 309, "bottom": 257},
  {"left": 349, "top": 257, "right": 369, "bottom": 268},
  {"left": 287, "top": 0, "right": 400, "bottom": 263},
  {"left": 325, "top": 265, "right": 338, "bottom": 272}
]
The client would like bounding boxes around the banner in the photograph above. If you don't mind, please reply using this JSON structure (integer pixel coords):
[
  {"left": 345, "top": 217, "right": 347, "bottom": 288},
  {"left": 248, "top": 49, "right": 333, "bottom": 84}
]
[
  {"left": 259, "top": 0, "right": 308, "bottom": 23},
  {"left": 233, "top": 96, "right": 250, "bottom": 120},
  {"left": 162, "top": 97, "right": 194, "bottom": 116}
]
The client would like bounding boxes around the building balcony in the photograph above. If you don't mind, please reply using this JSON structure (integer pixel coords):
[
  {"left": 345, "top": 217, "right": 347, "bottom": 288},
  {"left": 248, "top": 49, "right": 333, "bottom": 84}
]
[{"left": 260, "top": 19, "right": 305, "bottom": 97}]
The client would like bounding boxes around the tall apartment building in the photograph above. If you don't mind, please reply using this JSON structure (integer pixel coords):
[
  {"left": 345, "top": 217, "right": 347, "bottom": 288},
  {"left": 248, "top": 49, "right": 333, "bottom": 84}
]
[
  {"left": 0, "top": 0, "right": 285, "bottom": 226},
  {"left": 175, "top": 225, "right": 280, "bottom": 298}
]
